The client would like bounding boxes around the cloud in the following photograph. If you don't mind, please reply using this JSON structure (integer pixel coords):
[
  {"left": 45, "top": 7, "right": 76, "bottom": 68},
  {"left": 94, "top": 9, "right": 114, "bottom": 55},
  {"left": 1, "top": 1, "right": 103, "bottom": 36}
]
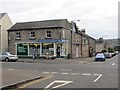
[{"left": 0, "top": 0, "right": 119, "bottom": 39}]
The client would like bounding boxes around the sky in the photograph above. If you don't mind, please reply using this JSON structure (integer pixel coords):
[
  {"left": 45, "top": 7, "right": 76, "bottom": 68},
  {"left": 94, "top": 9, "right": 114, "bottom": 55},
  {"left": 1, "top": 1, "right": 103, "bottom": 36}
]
[{"left": 0, "top": 0, "right": 119, "bottom": 39}]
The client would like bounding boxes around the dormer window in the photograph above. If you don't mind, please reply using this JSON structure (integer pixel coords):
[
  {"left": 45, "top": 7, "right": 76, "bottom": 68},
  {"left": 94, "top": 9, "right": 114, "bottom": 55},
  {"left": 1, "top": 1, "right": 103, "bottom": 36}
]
[{"left": 30, "top": 31, "right": 35, "bottom": 39}]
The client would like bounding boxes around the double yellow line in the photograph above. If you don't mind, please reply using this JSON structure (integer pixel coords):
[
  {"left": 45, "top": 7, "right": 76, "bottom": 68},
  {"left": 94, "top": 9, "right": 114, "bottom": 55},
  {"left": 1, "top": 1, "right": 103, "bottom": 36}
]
[{"left": 17, "top": 74, "right": 53, "bottom": 89}]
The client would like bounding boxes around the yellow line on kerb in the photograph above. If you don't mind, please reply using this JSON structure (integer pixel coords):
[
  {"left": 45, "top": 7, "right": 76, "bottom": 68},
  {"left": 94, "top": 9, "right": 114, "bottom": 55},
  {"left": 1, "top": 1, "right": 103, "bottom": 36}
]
[{"left": 17, "top": 74, "right": 53, "bottom": 89}]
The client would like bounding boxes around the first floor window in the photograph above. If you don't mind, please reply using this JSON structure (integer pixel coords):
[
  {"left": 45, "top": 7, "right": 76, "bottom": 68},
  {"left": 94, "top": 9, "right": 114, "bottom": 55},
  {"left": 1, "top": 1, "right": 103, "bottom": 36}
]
[
  {"left": 30, "top": 31, "right": 35, "bottom": 38},
  {"left": 16, "top": 32, "right": 21, "bottom": 39},
  {"left": 46, "top": 31, "right": 51, "bottom": 38}
]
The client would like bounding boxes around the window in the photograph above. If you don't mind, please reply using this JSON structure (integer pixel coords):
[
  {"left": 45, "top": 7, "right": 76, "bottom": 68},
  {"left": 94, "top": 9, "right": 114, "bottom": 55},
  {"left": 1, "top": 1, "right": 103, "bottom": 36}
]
[
  {"left": 83, "top": 39, "right": 88, "bottom": 44},
  {"left": 46, "top": 31, "right": 51, "bottom": 38},
  {"left": 29, "top": 43, "right": 40, "bottom": 55},
  {"left": 42, "top": 43, "right": 53, "bottom": 55},
  {"left": 16, "top": 32, "right": 21, "bottom": 39},
  {"left": 77, "top": 34, "right": 79, "bottom": 42},
  {"left": 30, "top": 31, "right": 35, "bottom": 38}
]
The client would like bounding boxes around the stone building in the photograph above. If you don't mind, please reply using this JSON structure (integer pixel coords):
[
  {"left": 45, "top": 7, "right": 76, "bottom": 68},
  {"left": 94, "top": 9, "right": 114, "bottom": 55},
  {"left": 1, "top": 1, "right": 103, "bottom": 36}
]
[
  {"left": 96, "top": 38, "right": 118, "bottom": 52},
  {"left": 8, "top": 19, "right": 96, "bottom": 59}
]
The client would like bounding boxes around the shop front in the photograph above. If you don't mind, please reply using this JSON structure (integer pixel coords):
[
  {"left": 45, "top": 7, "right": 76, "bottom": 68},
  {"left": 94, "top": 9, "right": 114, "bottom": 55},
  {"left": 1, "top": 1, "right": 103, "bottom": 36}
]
[{"left": 16, "top": 39, "right": 69, "bottom": 58}]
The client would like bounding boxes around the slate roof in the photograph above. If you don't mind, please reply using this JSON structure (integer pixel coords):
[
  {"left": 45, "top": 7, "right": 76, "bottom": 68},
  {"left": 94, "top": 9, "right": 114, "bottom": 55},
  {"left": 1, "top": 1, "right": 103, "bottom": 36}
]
[
  {"left": 0, "top": 13, "right": 6, "bottom": 20},
  {"left": 8, "top": 19, "right": 70, "bottom": 30}
]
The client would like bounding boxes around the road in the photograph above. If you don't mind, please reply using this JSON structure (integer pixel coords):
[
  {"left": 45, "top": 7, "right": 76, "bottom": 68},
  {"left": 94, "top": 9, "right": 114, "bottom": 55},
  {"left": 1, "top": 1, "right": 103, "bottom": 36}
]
[{"left": 1, "top": 55, "right": 118, "bottom": 89}]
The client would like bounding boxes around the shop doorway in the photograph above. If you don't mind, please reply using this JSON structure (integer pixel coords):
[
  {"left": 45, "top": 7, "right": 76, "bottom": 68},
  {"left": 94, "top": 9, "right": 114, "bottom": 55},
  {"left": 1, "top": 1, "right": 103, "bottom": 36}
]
[{"left": 56, "top": 47, "right": 60, "bottom": 58}]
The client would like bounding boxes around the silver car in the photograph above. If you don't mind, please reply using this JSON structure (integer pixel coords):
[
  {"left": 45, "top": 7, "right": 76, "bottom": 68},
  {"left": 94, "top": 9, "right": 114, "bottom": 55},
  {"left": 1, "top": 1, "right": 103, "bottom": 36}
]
[
  {"left": 0, "top": 52, "right": 18, "bottom": 62},
  {"left": 95, "top": 53, "right": 106, "bottom": 61}
]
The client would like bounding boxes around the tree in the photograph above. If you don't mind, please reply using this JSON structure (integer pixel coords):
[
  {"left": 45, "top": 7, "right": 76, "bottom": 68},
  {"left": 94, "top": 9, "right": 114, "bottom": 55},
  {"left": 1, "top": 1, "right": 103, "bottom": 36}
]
[{"left": 108, "top": 47, "right": 114, "bottom": 53}]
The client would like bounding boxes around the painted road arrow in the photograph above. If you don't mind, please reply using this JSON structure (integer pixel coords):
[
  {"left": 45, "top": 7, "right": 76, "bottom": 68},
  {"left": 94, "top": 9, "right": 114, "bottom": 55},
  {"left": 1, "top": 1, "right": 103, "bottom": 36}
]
[{"left": 45, "top": 80, "right": 73, "bottom": 89}]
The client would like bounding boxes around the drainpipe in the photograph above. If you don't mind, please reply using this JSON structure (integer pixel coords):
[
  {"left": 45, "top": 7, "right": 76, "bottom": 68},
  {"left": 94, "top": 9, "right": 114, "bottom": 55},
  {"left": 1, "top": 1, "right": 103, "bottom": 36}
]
[
  {"left": 88, "top": 38, "right": 90, "bottom": 57},
  {"left": 81, "top": 33, "right": 82, "bottom": 58},
  {"left": 71, "top": 30, "right": 72, "bottom": 59},
  {"left": 93, "top": 39, "right": 96, "bottom": 56}
]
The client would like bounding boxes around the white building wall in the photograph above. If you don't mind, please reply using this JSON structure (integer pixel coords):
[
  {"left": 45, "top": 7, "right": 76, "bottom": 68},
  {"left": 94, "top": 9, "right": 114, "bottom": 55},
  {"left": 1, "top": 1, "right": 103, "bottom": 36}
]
[{"left": 0, "top": 13, "right": 13, "bottom": 52}]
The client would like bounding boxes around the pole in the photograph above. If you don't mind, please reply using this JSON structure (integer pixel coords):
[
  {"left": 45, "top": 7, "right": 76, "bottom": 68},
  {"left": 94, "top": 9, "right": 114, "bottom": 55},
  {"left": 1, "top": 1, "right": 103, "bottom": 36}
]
[{"left": 71, "top": 30, "right": 72, "bottom": 59}]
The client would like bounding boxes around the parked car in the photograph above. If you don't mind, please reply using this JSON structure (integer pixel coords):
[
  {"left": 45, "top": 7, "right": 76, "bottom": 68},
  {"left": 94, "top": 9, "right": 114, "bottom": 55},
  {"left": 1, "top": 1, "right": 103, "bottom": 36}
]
[
  {"left": 115, "top": 51, "right": 119, "bottom": 55},
  {"left": 95, "top": 53, "right": 106, "bottom": 61},
  {"left": 0, "top": 52, "right": 18, "bottom": 62},
  {"left": 104, "top": 53, "right": 112, "bottom": 58}
]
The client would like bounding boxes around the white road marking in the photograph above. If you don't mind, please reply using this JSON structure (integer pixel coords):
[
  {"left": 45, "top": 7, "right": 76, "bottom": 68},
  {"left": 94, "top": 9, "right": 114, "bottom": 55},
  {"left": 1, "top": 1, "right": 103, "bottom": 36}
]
[
  {"left": 45, "top": 80, "right": 73, "bottom": 89},
  {"left": 7, "top": 69, "right": 14, "bottom": 71},
  {"left": 61, "top": 73, "right": 69, "bottom": 75},
  {"left": 42, "top": 72, "right": 50, "bottom": 74},
  {"left": 112, "top": 63, "right": 115, "bottom": 66},
  {"left": 60, "top": 69, "right": 72, "bottom": 71},
  {"left": 70, "top": 73, "right": 80, "bottom": 75},
  {"left": 93, "top": 74, "right": 101, "bottom": 76},
  {"left": 82, "top": 73, "right": 91, "bottom": 76},
  {"left": 94, "top": 74, "right": 102, "bottom": 83},
  {"left": 51, "top": 72, "right": 59, "bottom": 74},
  {"left": 112, "top": 63, "right": 117, "bottom": 66}
]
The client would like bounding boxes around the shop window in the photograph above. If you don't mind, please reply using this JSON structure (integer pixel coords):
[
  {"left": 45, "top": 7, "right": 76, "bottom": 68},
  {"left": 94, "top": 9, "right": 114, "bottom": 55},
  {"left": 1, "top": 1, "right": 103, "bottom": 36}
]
[
  {"left": 42, "top": 43, "right": 54, "bottom": 55},
  {"left": 29, "top": 43, "right": 40, "bottom": 55},
  {"left": 16, "top": 32, "right": 21, "bottom": 39},
  {"left": 46, "top": 31, "right": 51, "bottom": 38},
  {"left": 30, "top": 31, "right": 35, "bottom": 38},
  {"left": 17, "top": 44, "right": 28, "bottom": 55}
]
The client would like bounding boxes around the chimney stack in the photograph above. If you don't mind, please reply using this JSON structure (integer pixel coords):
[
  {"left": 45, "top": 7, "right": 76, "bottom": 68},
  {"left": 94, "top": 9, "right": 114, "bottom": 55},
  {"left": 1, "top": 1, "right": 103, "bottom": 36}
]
[{"left": 81, "top": 28, "right": 86, "bottom": 33}]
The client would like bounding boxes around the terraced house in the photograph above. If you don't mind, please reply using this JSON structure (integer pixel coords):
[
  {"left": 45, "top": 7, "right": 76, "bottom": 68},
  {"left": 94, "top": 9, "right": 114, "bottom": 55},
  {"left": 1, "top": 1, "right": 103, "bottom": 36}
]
[{"left": 8, "top": 19, "right": 96, "bottom": 59}]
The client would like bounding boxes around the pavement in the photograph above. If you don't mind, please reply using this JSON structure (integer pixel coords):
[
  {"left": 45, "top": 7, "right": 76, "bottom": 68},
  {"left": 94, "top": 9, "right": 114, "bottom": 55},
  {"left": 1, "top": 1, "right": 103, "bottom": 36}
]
[{"left": 17, "top": 57, "right": 95, "bottom": 64}]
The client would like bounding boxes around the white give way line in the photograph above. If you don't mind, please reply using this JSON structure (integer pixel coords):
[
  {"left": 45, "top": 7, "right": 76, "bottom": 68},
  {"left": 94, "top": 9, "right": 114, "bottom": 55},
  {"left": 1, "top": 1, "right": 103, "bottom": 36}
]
[{"left": 42, "top": 72, "right": 103, "bottom": 83}]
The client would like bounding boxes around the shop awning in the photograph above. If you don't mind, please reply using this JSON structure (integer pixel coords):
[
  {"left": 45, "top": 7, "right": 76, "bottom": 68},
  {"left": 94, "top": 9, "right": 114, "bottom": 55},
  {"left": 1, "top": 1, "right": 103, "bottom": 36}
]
[{"left": 38, "top": 39, "right": 68, "bottom": 43}]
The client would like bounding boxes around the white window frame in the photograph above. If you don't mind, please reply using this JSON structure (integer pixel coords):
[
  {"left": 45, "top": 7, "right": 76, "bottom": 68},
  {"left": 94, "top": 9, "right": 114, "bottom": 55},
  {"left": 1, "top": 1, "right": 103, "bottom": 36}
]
[
  {"left": 83, "top": 38, "right": 88, "bottom": 44},
  {"left": 46, "top": 31, "right": 51, "bottom": 38},
  {"left": 63, "top": 30, "right": 65, "bottom": 38},
  {"left": 30, "top": 31, "right": 35, "bottom": 38},
  {"left": 16, "top": 32, "right": 21, "bottom": 39}
]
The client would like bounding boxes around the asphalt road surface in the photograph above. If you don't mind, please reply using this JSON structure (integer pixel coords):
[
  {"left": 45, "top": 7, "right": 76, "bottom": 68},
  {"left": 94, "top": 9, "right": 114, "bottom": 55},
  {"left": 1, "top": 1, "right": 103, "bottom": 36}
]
[{"left": 1, "top": 55, "right": 118, "bottom": 89}]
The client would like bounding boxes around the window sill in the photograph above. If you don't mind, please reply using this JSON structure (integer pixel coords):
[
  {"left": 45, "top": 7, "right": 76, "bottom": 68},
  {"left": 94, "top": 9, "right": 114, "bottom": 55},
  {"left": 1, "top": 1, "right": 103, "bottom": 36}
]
[
  {"left": 45, "top": 37, "right": 52, "bottom": 39},
  {"left": 30, "top": 37, "right": 36, "bottom": 39},
  {"left": 16, "top": 38, "right": 21, "bottom": 40}
]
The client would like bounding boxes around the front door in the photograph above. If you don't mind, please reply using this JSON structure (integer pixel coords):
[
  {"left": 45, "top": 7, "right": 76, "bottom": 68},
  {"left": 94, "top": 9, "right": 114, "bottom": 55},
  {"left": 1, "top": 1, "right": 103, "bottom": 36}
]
[
  {"left": 76, "top": 46, "right": 79, "bottom": 58},
  {"left": 56, "top": 47, "right": 60, "bottom": 58}
]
